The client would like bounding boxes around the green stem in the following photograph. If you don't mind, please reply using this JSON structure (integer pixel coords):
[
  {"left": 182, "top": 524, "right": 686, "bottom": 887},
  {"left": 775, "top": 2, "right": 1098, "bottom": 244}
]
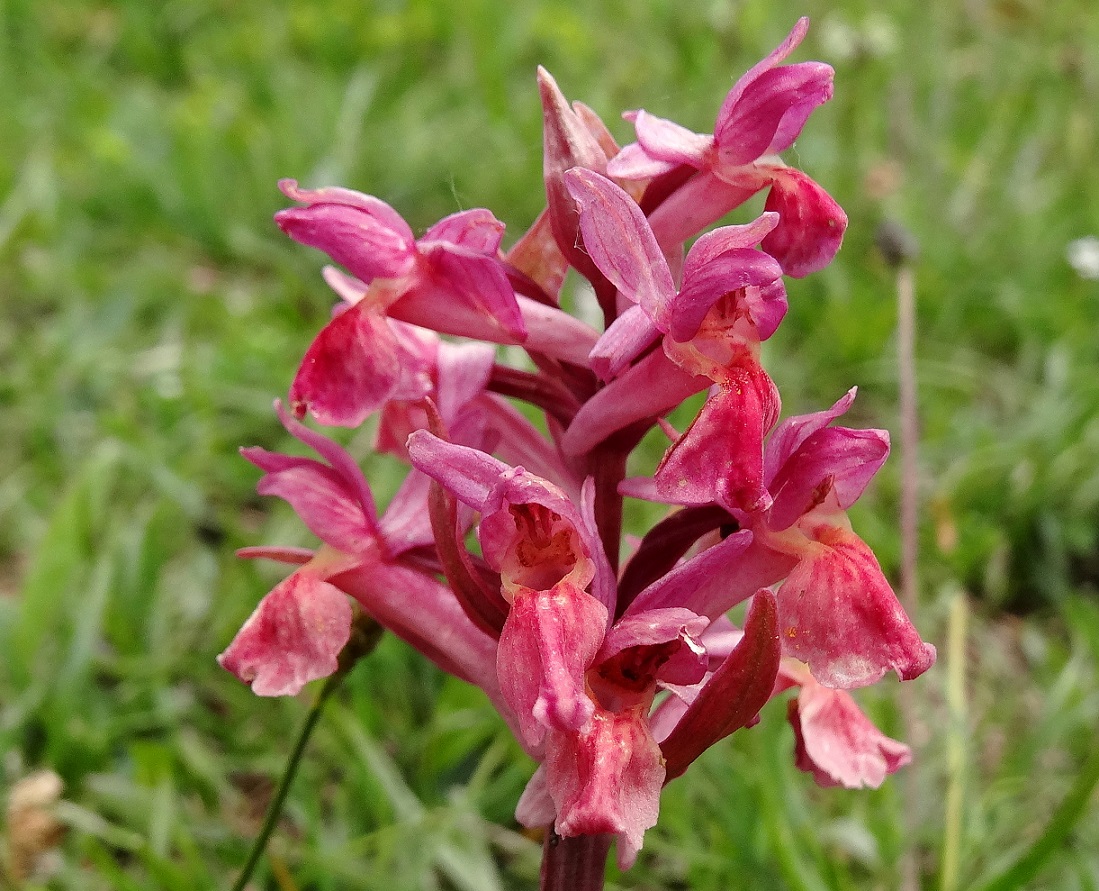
[{"left": 229, "top": 672, "right": 343, "bottom": 891}]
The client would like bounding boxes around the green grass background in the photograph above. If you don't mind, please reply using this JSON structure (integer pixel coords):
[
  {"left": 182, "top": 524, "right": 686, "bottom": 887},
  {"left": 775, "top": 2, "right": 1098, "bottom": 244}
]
[{"left": 1, "top": 0, "right": 1098, "bottom": 887}]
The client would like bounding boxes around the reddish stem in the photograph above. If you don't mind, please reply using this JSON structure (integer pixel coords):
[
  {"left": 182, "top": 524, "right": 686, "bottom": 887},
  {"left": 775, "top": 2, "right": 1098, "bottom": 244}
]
[{"left": 539, "top": 830, "right": 612, "bottom": 891}]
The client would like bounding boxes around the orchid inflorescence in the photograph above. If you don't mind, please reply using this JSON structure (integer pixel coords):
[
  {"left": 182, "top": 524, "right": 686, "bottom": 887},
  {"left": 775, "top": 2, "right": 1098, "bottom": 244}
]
[{"left": 219, "top": 18, "right": 935, "bottom": 871}]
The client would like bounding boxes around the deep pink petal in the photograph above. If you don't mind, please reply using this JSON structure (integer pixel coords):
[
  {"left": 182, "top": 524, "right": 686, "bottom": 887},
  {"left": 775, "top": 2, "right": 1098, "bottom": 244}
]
[
  {"left": 417, "top": 243, "right": 526, "bottom": 340},
  {"left": 712, "top": 18, "right": 810, "bottom": 156},
  {"left": 762, "top": 166, "right": 848, "bottom": 277},
  {"left": 564, "top": 169, "right": 676, "bottom": 320},
  {"left": 497, "top": 583, "right": 608, "bottom": 748},
  {"left": 790, "top": 682, "right": 912, "bottom": 788},
  {"left": 289, "top": 304, "right": 402, "bottom": 427},
  {"left": 545, "top": 706, "right": 665, "bottom": 869},
  {"left": 765, "top": 387, "right": 858, "bottom": 485},
  {"left": 257, "top": 400, "right": 380, "bottom": 530},
  {"left": 274, "top": 204, "right": 416, "bottom": 282},
  {"left": 505, "top": 208, "right": 569, "bottom": 299},
  {"left": 669, "top": 250, "right": 785, "bottom": 343},
  {"left": 247, "top": 457, "right": 376, "bottom": 554},
  {"left": 655, "top": 365, "right": 780, "bottom": 515},
  {"left": 778, "top": 527, "right": 937, "bottom": 687},
  {"left": 768, "top": 426, "right": 890, "bottom": 531},
  {"left": 218, "top": 569, "right": 353, "bottom": 697},
  {"left": 715, "top": 61, "right": 834, "bottom": 167},
  {"left": 279, "top": 179, "right": 414, "bottom": 243}
]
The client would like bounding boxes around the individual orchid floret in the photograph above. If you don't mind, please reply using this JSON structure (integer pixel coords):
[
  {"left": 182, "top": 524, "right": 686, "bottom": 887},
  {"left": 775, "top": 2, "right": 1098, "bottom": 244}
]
[
  {"left": 620, "top": 389, "right": 935, "bottom": 687},
  {"left": 219, "top": 402, "right": 506, "bottom": 712},
  {"left": 407, "top": 432, "right": 613, "bottom": 748},
  {"left": 563, "top": 169, "right": 784, "bottom": 512},
  {"left": 607, "top": 18, "right": 846, "bottom": 277}
]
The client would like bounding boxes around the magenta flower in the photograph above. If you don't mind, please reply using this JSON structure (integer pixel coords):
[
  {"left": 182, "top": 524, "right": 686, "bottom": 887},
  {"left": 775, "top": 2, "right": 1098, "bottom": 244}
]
[
  {"left": 222, "top": 25, "right": 934, "bottom": 884},
  {"left": 607, "top": 17, "right": 846, "bottom": 277}
]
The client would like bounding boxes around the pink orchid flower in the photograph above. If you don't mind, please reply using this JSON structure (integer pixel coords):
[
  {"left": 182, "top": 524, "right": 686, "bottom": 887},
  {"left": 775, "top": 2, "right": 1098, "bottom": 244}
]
[{"left": 607, "top": 18, "right": 846, "bottom": 277}]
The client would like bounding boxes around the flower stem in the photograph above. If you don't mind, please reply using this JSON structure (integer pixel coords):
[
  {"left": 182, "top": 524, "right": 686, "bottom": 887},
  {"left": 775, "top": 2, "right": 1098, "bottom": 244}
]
[
  {"left": 539, "top": 829, "right": 612, "bottom": 891},
  {"left": 229, "top": 672, "right": 343, "bottom": 891}
]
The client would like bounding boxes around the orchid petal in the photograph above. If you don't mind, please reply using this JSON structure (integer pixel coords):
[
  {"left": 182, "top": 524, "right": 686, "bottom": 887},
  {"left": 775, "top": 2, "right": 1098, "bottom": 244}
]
[
  {"left": 422, "top": 208, "right": 505, "bottom": 253},
  {"left": 564, "top": 169, "right": 675, "bottom": 320},
  {"left": 632, "top": 110, "right": 714, "bottom": 167},
  {"left": 497, "top": 583, "right": 607, "bottom": 748},
  {"left": 777, "top": 527, "right": 937, "bottom": 687},
  {"left": 768, "top": 426, "right": 890, "bottom": 531},
  {"left": 275, "top": 201, "right": 415, "bottom": 282},
  {"left": 765, "top": 387, "right": 858, "bottom": 484},
  {"left": 790, "top": 682, "right": 912, "bottom": 788},
  {"left": 669, "top": 249, "right": 785, "bottom": 343},
  {"left": 545, "top": 706, "right": 665, "bottom": 869},
  {"left": 218, "top": 569, "right": 353, "bottom": 697},
  {"left": 762, "top": 166, "right": 848, "bottom": 277},
  {"left": 289, "top": 304, "right": 402, "bottom": 427}
]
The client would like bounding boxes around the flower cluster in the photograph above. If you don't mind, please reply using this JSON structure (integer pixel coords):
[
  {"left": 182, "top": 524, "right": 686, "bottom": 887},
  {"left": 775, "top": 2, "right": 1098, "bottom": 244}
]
[{"left": 220, "top": 18, "right": 934, "bottom": 870}]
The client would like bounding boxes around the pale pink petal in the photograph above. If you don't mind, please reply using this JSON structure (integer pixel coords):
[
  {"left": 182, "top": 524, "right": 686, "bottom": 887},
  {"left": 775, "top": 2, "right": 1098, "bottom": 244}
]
[
  {"left": 421, "top": 208, "right": 505, "bottom": 253},
  {"left": 406, "top": 431, "right": 510, "bottom": 509},
  {"left": 790, "top": 682, "right": 912, "bottom": 788},
  {"left": 588, "top": 304, "right": 661, "bottom": 382},
  {"left": 564, "top": 168, "right": 676, "bottom": 320},
  {"left": 545, "top": 707, "right": 665, "bottom": 869},
  {"left": 289, "top": 304, "right": 402, "bottom": 427},
  {"left": 632, "top": 110, "right": 713, "bottom": 167},
  {"left": 626, "top": 530, "right": 755, "bottom": 618},
  {"left": 761, "top": 166, "right": 848, "bottom": 277},
  {"left": 646, "top": 170, "right": 764, "bottom": 255},
  {"left": 777, "top": 527, "right": 937, "bottom": 687},
  {"left": 218, "top": 569, "right": 353, "bottom": 697},
  {"left": 605, "top": 141, "right": 678, "bottom": 180},
  {"left": 497, "top": 583, "right": 607, "bottom": 748},
  {"left": 681, "top": 213, "right": 781, "bottom": 275},
  {"left": 515, "top": 765, "right": 556, "bottom": 827}
]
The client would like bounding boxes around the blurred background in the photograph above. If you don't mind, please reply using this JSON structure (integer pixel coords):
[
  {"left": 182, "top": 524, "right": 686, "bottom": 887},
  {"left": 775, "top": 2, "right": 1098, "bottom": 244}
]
[{"left": 1, "top": 0, "right": 1097, "bottom": 887}]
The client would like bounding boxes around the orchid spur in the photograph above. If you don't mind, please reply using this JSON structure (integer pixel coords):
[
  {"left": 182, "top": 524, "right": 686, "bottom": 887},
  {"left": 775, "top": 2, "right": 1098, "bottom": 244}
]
[{"left": 221, "top": 18, "right": 934, "bottom": 887}]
